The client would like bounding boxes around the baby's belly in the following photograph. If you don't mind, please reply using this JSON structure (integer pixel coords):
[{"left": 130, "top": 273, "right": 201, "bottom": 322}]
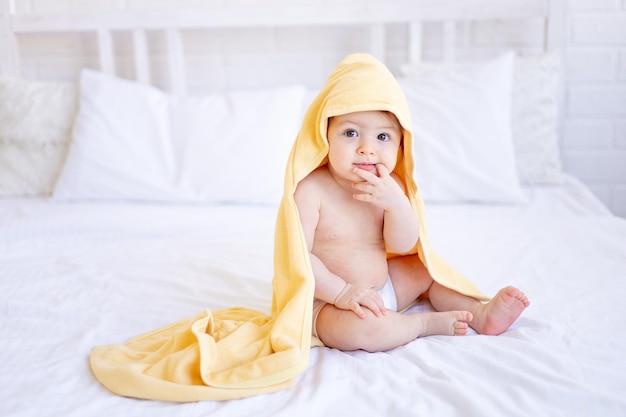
[{"left": 314, "top": 245, "right": 389, "bottom": 289}]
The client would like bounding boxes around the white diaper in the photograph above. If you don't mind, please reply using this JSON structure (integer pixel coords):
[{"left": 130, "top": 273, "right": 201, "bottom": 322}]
[{"left": 312, "top": 277, "right": 398, "bottom": 339}]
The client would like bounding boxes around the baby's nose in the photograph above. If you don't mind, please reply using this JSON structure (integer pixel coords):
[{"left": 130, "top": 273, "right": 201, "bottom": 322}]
[{"left": 357, "top": 139, "right": 376, "bottom": 154}]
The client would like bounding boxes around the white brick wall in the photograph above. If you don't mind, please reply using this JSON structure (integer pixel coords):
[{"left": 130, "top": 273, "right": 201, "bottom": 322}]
[
  {"left": 565, "top": 0, "right": 626, "bottom": 216},
  {"left": 7, "top": 0, "right": 626, "bottom": 216}
]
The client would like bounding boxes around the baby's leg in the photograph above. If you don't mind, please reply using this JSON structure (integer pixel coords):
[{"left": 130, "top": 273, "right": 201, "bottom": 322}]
[
  {"left": 388, "top": 255, "right": 434, "bottom": 310},
  {"left": 315, "top": 304, "right": 472, "bottom": 352},
  {"left": 429, "top": 282, "right": 529, "bottom": 336},
  {"left": 390, "top": 254, "right": 529, "bottom": 335}
]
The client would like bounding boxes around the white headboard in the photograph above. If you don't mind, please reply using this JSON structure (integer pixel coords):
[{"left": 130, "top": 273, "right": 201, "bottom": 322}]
[{"left": 0, "top": 0, "right": 565, "bottom": 95}]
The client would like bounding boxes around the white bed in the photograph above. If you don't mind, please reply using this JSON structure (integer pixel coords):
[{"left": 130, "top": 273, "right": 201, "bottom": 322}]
[{"left": 1, "top": 1, "right": 626, "bottom": 416}]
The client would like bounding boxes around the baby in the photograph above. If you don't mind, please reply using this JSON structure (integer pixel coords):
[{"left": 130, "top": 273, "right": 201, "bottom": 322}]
[{"left": 294, "top": 108, "right": 529, "bottom": 352}]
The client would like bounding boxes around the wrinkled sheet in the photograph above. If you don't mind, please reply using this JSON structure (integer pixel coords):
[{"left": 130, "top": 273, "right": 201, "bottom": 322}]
[{"left": 1, "top": 175, "right": 625, "bottom": 416}]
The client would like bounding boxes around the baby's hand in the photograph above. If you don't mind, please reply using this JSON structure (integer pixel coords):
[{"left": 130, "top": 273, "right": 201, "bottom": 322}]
[
  {"left": 333, "top": 283, "right": 386, "bottom": 319},
  {"left": 352, "top": 164, "right": 406, "bottom": 210}
]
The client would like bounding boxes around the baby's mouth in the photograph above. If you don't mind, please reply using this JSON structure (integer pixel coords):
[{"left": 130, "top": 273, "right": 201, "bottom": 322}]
[{"left": 354, "top": 163, "right": 377, "bottom": 172}]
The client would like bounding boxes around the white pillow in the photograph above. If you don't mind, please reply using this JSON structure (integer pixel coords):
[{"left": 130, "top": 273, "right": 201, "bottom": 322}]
[
  {"left": 399, "top": 52, "right": 526, "bottom": 203},
  {"left": 0, "top": 76, "right": 78, "bottom": 196},
  {"left": 53, "top": 69, "right": 306, "bottom": 205},
  {"left": 402, "top": 53, "right": 563, "bottom": 186},
  {"left": 512, "top": 52, "right": 563, "bottom": 184}
]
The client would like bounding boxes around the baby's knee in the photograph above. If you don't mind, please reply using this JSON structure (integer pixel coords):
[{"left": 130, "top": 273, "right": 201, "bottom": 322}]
[
  {"left": 317, "top": 309, "right": 386, "bottom": 352},
  {"left": 343, "top": 310, "right": 390, "bottom": 352}
]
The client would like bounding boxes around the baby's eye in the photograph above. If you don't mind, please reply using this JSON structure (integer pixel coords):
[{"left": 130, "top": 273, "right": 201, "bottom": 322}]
[
  {"left": 377, "top": 133, "right": 390, "bottom": 142},
  {"left": 344, "top": 129, "right": 358, "bottom": 138}
]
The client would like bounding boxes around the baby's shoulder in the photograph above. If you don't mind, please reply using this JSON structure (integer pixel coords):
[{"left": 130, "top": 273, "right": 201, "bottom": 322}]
[
  {"left": 294, "top": 166, "right": 333, "bottom": 208},
  {"left": 297, "top": 165, "right": 331, "bottom": 190},
  {"left": 294, "top": 166, "right": 331, "bottom": 211}
]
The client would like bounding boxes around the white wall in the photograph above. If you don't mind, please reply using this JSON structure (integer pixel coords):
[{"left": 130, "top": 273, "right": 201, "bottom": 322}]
[
  {"left": 564, "top": 0, "right": 626, "bottom": 217},
  {"left": 8, "top": 0, "right": 626, "bottom": 216}
]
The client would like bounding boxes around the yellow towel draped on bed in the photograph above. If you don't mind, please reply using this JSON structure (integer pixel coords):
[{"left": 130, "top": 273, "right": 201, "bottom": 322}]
[{"left": 89, "top": 53, "right": 488, "bottom": 402}]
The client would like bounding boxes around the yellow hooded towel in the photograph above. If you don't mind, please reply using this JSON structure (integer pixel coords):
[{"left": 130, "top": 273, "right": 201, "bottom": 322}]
[{"left": 89, "top": 53, "right": 488, "bottom": 402}]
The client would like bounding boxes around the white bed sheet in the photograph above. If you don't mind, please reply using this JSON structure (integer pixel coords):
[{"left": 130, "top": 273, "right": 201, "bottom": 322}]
[{"left": 1, "top": 174, "right": 625, "bottom": 417}]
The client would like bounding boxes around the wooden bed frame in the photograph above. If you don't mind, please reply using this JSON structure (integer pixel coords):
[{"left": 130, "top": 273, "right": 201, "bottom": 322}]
[{"left": 0, "top": 0, "right": 565, "bottom": 96}]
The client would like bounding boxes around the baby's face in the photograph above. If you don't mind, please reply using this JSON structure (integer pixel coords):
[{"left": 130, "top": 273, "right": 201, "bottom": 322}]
[{"left": 326, "top": 110, "right": 402, "bottom": 183}]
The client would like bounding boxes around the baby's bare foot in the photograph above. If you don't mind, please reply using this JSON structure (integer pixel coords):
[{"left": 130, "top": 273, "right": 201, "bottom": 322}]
[
  {"left": 419, "top": 311, "right": 473, "bottom": 337},
  {"left": 471, "top": 286, "right": 529, "bottom": 335}
]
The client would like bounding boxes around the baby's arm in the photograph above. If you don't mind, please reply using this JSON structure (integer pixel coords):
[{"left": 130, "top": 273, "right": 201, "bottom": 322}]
[
  {"left": 352, "top": 164, "right": 419, "bottom": 253},
  {"left": 294, "top": 178, "right": 386, "bottom": 319}
]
